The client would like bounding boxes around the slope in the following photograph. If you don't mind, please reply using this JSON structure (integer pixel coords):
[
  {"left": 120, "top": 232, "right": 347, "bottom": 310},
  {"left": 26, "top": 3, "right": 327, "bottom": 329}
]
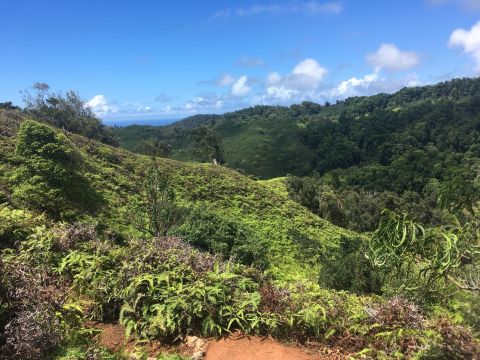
[{"left": 0, "top": 109, "right": 351, "bottom": 283}]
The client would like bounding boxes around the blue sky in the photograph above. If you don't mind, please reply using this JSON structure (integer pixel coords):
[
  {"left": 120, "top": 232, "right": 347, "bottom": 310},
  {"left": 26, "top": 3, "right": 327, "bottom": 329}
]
[{"left": 1, "top": 0, "right": 480, "bottom": 122}]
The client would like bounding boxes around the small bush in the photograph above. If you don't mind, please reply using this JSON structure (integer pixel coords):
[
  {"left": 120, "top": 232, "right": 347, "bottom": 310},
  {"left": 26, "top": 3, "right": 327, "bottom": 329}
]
[
  {"left": 0, "top": 258, "right": 70, "bottom": 360},
  {"left": 0, "top": 204, "right": 44, "bottom": 248},
  {"left": 173, "top": 207, "right": 269, "bottom": 269},
  {"left": 422, "top": 318, "right": 480, "bottom": 359}
]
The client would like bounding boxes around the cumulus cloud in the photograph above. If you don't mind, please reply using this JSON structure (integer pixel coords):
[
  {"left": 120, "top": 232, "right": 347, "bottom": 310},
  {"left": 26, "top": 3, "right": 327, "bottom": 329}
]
[
  {"left": 267, "top": 72, "right": 282, "bottom": 85},
  {"left": 293, "top": 58, "right": 328, "bottom": 80},
  {"left": 334, "top": 70, "right": 381, "bottom": 97},
  {"left": 136, "top": 106, "right": 152, "bottom": 112},
  {"left": 211, "top": 1, "right": 343, "bottom": 19},
  {"left": 265, "top": 86, "right": 301, "bottom": 101},
  {"left": 183, "top": 93, "right": 225, "bottom": 111},
  {"left": 231, "top": 76, "right": 252, "bottom": 97},
  {"left": 256, "top": 63, "right": 422, "bottom": 105},
  {"left": 86, "top": 95, "right": 117, "bottom": 116},
  {"left": 449, "top": 20, "right": 480, "bottom": 72},
  {"left": 331, "top": 70, "right": 422, "bottom": 98},
  {"left": 367, "top": 43, "right": 421, "bottom": 71},
  {"left": 263, "top": 58, "right": 327, "bottom": 101}
]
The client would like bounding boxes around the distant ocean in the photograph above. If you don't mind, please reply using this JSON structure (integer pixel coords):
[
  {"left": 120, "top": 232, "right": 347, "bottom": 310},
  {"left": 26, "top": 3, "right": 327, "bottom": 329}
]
[{"left": 103, "top": 119, "right": 179, "bottom": 127}]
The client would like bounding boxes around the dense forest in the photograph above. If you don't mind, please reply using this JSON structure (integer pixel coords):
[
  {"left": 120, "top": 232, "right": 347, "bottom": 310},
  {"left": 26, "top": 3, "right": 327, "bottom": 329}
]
[
  {"left": 0, "top": 78, "right": 479, "bottom": 359},
  {"left": 113, "top": 77, "right": 480, "bottom": 179}
]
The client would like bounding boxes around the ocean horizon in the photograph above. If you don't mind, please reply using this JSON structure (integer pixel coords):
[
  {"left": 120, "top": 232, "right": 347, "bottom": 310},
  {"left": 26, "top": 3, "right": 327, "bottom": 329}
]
[{"left": 103, "top": 118, "right": 180, "bottom": 127}]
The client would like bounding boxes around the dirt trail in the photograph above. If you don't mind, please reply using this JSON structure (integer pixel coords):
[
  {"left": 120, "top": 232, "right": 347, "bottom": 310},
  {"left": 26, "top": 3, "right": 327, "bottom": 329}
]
[
  {"left": 92, "top": 323, "right": 345, "bottom": 360},
  {"left": 205, "top": 333, "right": 340, "bottom": 360}
]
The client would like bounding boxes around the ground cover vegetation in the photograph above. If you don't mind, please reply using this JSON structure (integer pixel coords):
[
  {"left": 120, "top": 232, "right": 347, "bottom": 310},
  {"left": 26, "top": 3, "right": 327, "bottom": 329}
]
[{"left": 0, "top": 78, "right": 479, "bottom": 359}]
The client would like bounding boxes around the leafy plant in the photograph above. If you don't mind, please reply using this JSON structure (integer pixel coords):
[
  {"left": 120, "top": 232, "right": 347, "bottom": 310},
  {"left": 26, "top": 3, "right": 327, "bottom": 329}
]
[
  {"left": 172, "top": 206, "right": 268, "bottom": 269},
  {"left": 130, "top": 161, "right": 182, "bottom": 237}
]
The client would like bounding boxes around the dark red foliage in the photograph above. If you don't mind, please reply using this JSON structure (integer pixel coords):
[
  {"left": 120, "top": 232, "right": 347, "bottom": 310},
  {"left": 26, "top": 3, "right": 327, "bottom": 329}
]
[
  {"left": 0, "top": 258, "right": 68, "bottom": 360},
  {"left": 259, "top": 284, "right": 292, "bottom": 314}
]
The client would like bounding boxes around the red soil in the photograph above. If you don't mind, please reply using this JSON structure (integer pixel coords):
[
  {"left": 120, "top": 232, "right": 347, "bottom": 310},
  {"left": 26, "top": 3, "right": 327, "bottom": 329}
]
[
  {"left": 205, "top": 333, "right": 344, "bottom": 360},
  {"left": 91, "top": 323, "right": 347, "bottom": 360}
]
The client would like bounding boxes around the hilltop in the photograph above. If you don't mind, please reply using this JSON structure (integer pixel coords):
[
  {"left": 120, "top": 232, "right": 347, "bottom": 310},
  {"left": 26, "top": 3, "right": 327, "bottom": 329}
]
[{"left": 113, "top": 77, "right": 480, "bottom": 181}]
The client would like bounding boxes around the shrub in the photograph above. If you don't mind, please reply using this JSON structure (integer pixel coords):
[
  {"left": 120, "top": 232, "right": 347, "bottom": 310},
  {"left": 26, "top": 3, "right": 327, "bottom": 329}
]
[
  {"left": 172, "top": 207, "right": 269, "bottom": 269},
  {"left": 319, "top": 236, "right": 384, "bottom": 294},
  {"left": 0, "top": 204, "right": 44, "bottom": 248},
  {"left": 11, "top": 120, "right": 101, "bottom": 219},
  {"left": 421, "top": 318, "right": 480, "bottom": 359},
  {"left": 0, "top": 258, "right": 72, "bottom": 360}
]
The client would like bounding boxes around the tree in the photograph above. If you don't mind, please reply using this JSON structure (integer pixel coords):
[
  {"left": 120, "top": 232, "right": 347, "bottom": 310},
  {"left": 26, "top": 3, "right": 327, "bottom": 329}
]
[
  {"left": 191, "top": 125, "right": 224, "bottom": 164},
  {"left": 131, "top": 161, "right": 181, "bottom": 237},
  {"left": 0, "top": 102, "right": 20, "bottom": 110},
  {"left": 22, "top": 83, "right": 118, "bottom": 146},
  {"left": 135, "top": 137, "right": 172, "bottom": 158}
]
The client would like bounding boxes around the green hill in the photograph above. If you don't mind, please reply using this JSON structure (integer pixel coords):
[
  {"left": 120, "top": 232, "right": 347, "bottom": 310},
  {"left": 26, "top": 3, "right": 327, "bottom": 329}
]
[
  {"left": 0, "top": 109, "right": 351, "bottom": 282},
  {"left": 1, "top": 107, "right": 479, "bottom": 359},
  {"left": 113, "top": 77, "right": 480, "bottom": 182}
]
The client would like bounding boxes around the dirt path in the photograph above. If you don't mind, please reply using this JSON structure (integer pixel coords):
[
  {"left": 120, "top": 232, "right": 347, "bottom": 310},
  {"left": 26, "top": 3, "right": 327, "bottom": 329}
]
[
  {"left": 205, "top": 333, "right": 340, "bottom": 360},
  {"left": 91, "top": 323, "right": 346, "bottom": 360}
]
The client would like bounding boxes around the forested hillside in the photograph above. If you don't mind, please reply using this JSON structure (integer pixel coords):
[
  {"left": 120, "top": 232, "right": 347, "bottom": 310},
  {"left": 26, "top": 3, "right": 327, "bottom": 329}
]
[
  {"left": 1, "top": 78, "right": 479, "bottom": 359},
  {"left": 114, "top": 77, "right": 480, "bottom": 182}
]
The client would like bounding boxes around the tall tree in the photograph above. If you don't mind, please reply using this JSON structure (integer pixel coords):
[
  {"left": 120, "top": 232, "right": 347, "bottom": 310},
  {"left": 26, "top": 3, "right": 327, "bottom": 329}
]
[
  {"left": 22, "top": 83, "right": 118, "bottom": 145},
  {"left": 191, "top": 125, "right": 224, "bottom": 164}
]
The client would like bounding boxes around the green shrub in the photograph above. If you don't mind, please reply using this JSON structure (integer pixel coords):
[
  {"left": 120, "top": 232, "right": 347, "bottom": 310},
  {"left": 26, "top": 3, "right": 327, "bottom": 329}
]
[
  {"left": 172, "top": 207, "right": 269, "bottom": 269},
  {"left": 319, "top": 236, "right": 384, "bottom": 294},
  {"left": 11, "top": 120, "right": 101, "bottom": 219},
  {"left": 0, "top": 204, "right": 44, "bottom": 247}
]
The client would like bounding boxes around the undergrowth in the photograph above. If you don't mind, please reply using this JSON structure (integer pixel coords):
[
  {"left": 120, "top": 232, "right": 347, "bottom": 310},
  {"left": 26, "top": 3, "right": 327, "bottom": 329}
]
[{"left": 1, "top": 215, "right": 478, "bottom": 359}]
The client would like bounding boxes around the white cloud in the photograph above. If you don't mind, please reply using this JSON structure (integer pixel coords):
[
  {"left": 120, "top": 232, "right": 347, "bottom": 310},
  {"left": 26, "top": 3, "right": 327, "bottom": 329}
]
[
  {"left": 293, "top": 58, "right": 328, "bottom": 80},
  {"left": 265, "top": 86, "right": 300, "bottom": 101},
  {"left": 200, "top": 73, "right": 236, "bottom": 87},
  {"left": 231, "top": 76, "right": 252, "bottom": 97},
  {"left": 256, "top": 66, "right": 423, "bottom": 105},
  {"left": 266, "top": 58, "right": 327, "bottom": 94},
  {"left": 211, "top": 1, "right": 343, "bottom": 19},
  {"left": 183, "top": 93, "right": 226, "bottom": 111},
  {"left": 332, "top": 70, "right": 422, "bottom": 98},
  {"left": 449, "top": 20, "right": 480, "bottom": 72},
  {"left": 162, "top": 105, "right": 173, "bottom": 113},
  {"left": 136, "top": 106, "right": 151, "bottom": 112},
  {"left": 86, "top": 95, "right": 117, "bottom": 116},
  {"left": 255, "top": 58, "right": 328, "bottom": 103},
  {"left": 335, "top": 70, "right": 380, "bottom": 97},
  {"left": 367, "top": 43, "right": 421, "bottom": 71}
]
